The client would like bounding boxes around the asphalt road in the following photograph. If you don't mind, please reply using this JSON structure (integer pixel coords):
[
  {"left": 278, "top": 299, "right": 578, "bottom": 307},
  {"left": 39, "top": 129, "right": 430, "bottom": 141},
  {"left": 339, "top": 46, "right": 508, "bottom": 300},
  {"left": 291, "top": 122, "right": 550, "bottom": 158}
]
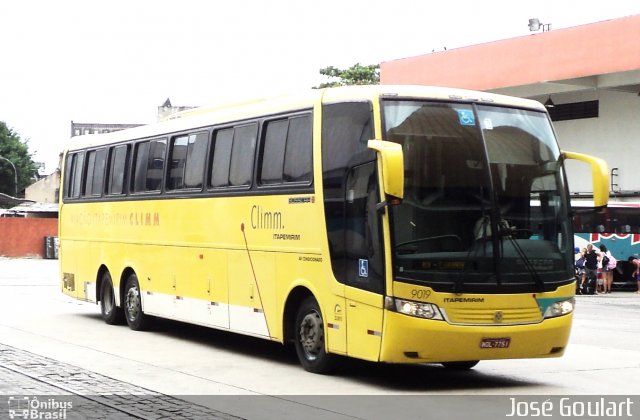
[{"left": 0, "top": 258, "right": 638, "bottom": 419}]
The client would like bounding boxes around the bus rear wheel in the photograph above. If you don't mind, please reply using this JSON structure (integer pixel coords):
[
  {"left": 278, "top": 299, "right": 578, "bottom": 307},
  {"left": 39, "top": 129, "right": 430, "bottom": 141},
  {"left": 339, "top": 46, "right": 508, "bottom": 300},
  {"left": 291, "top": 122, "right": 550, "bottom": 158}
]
[
  {"left": 441, "top": 360, "right": 479, "bottom": 370},
  {"left": 294, "top": 297, "right": 336, "bottom": 374},
  {"left": 123, "top": 273, "right": 150, "bottom": 331},
  {"left": 100, "top": 271, "right": 124, "bottom": 325}
]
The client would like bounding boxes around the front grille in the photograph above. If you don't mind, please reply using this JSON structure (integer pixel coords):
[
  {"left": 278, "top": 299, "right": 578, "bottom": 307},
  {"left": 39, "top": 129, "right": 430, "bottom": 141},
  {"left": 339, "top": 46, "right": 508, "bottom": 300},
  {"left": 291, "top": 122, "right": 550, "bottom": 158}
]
[{"left": 444, "top": 306, "right": 542, "bottom": 325}]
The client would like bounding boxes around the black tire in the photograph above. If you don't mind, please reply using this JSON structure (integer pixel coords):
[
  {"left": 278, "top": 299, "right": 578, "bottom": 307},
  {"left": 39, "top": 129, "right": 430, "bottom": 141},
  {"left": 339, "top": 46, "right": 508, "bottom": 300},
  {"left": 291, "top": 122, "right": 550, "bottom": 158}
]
[
  {"left": 294, "top": 297, "right": 336, "bottom": 374},
  {"left": 441, "top": 360, "right": 479, "bottom": 370},
  {"left": 123, "top": 273, "right": 150, "bottom": 331},
  {"left": 100, "top": 272, "right": 124, "bottom": 325}
]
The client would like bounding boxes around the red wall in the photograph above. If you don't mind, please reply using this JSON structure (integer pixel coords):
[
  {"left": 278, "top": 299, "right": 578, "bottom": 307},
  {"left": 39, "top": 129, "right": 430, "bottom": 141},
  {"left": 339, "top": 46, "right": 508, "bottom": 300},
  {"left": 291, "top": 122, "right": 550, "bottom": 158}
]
[{"left": 0, "top": 218, "right": 58, "bottom": 258}]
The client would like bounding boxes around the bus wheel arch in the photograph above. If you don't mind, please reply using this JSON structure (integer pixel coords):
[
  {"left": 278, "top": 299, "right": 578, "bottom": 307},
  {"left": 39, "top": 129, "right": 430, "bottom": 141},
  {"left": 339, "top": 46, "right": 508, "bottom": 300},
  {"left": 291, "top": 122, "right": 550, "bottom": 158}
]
[
  {"left": 96, "top": 265, "right": 110, "bottom": 303},
  {"left": 97, "top": 267, "right": 124, "bottom": 325},
  {"left": 119, "top": 267, "right": 136, "bottom": 306},
  {"left": 288, "top": 291, "right": 337, "bottom": 374},
  {"left": 122, "top": 270, "right": 151, "bottom": 331}
]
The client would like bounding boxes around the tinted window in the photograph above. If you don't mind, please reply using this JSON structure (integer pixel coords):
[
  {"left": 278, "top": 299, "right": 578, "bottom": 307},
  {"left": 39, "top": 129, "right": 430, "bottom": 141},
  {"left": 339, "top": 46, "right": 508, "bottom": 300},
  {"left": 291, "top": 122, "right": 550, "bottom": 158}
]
[
  {"left": 321, "top": 102, "right": 376, "bottom": 286},
  {"left": 168, "top": 132, "right": 208, "bottom": 190},
  {"left": 84, "top": 151, "right": 97, "bottom": 196},
  {"left": 184, "top": 132, "right": 208, "bottom": 188},
  {"left": 210, "top": 129, "right": 233, "bottom": 188},
  {"left": 107, "top": 145, "right": 128, "bottom": 195},
  {"left": 284, "top": 115, "right": 312, "bottom": 182},
  {"left": 92, "top": 149, "right": 107, "bottom": 196},
  {"left": 83, "top": 149, "right": 107, "bottom": 197},
  {"left": 210, "top": 124, "right": 257, "bottom": 188},
  {"left": 260, "top": 114, "right": 312, "bottom": 185},
  {"left": 71, "top": 152, "right": 85, "bottom": 199},
  {"left": 133, "top": 139, "right": 166, "bottom": 192},
  {"left": 260, "top": 120, "right": 287, "bottom": 184},
  {"left": 64, "top": 153, "right": 81, "bottom": 199},
  {"left": 168, "top": 136, "right": 188, "bottom": 190},
  {"left": 133, "top": 142, "right": 150, "bottom": 192},
  {"left": 229, "top": 124, "right": 257, "bottom": 186}
]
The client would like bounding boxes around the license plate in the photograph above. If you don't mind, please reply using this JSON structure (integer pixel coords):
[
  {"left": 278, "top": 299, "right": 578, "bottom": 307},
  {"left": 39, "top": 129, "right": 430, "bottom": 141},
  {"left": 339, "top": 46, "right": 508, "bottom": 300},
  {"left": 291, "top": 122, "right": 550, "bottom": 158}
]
[{"left": 480, "top": 337, "right": 511, "bottom": 348}]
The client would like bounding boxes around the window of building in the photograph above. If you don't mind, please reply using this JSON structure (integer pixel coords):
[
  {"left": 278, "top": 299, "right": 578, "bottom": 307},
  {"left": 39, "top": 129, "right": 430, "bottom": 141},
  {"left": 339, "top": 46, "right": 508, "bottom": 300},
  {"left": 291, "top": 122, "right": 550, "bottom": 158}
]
[{"left": 548, "top": 100, "right": 599, "bottom": 122}]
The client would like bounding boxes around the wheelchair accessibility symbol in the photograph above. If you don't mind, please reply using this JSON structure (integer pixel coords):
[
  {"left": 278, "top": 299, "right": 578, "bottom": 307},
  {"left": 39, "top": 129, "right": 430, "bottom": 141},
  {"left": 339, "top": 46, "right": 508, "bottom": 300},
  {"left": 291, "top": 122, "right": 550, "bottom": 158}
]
[
  {"left": 358, "top": 259, "right": 369, "bottom": 277},
  {"left": 457, "top": 109, "right": 476, "bottom": 126}
]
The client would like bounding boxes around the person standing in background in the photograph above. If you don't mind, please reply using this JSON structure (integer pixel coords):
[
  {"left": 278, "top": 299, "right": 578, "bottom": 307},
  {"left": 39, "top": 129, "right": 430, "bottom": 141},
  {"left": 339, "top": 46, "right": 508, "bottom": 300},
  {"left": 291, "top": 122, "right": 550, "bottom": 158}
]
[
  {"left": 599, "top": 244, "right": 615, "bottom": 294},
  {"left": 583, "top": 244, "right": 600, "bottom": 294},
  {"left": 629, "top": 257, "right": 640, "bottom": 294}
]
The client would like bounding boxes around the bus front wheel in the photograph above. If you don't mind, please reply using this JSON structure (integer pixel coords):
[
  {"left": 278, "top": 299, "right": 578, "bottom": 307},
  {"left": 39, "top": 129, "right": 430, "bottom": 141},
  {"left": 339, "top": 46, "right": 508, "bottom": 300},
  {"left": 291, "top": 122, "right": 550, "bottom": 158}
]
[
  {"left": 123, "top": 273, "right": 150, "bottom": 331},
  {"left": 100, "top": 271, "right": 124, "bottom": 325},
  {"left": 294, "top": 297, "right": 336, "bottom": 374}
]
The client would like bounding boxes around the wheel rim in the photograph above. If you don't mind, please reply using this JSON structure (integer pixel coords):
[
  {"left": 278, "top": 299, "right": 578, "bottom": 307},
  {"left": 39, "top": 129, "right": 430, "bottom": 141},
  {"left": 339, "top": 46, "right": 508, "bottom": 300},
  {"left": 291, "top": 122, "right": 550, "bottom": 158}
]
[
  {"left": 103, "top": 284, "right": 114, "bottom": 314},
  {"left": 125, "top": 284, "right": 141, "bottom": 322},
  {"left": 299, "top": 310, "right": 323, "bottom": 361}
]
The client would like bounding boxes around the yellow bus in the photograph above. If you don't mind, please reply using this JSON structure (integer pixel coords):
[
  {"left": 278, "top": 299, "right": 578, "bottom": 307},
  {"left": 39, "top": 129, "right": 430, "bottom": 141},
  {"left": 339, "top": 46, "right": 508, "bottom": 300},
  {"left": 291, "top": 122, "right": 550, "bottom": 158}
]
[{"left": 59, "top": 85, "right": 608, "bottom": 373}]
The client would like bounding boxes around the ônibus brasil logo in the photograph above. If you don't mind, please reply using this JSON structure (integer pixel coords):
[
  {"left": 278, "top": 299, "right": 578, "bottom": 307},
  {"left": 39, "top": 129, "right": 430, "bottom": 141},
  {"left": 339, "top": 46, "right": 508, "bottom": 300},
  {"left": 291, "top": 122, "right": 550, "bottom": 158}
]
[{"left": 8, "top": 396, "right": 72, "bottom": 419}]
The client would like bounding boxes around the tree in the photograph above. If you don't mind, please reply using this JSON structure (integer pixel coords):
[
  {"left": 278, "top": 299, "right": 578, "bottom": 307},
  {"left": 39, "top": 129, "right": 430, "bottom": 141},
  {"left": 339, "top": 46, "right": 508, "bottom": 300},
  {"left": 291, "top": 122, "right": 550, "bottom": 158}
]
[
  {"left": 314, "top": 63, "right": 380, "bottom": 89},
  {"left": 0, "top": 121, "right": 37, "bottom": 198}
]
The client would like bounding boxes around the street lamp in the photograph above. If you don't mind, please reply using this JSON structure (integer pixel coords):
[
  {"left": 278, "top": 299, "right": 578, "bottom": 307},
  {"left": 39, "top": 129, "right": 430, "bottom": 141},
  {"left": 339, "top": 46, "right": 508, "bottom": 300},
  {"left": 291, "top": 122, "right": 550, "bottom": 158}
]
[{"left": 0, "top": 155, "right": 18, "bottom": 197}]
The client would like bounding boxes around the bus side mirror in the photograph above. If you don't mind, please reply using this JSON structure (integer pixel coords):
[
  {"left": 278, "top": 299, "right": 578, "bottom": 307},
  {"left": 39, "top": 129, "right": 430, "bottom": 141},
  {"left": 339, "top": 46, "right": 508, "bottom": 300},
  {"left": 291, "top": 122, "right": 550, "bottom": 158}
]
[
  {"left": 562, "top": 150, "right": 609, "bottom": 208},
  {"left": 367, "top": 140, "right": 404, "bottom": 201}
]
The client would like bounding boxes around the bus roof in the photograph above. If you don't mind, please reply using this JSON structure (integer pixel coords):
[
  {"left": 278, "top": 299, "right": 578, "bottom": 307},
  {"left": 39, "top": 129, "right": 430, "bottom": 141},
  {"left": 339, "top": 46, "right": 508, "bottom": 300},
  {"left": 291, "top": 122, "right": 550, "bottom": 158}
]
[{"left": 63, "top": 85, "right": 546, "bottom": 152}]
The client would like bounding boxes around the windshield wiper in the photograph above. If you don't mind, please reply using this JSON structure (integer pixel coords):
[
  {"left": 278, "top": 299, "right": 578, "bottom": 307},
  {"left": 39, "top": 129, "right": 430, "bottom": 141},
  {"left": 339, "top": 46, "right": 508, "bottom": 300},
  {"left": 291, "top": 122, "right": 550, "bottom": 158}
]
[{"left": 498, "top": 224, "right": 545, "bottom": 292}]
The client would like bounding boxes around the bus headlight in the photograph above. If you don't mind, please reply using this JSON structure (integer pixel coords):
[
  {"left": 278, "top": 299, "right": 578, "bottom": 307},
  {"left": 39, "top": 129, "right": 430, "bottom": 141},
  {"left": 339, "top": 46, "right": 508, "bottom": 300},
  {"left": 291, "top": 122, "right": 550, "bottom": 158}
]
[
  {"left": 385, "top": 297, "right": 443, "bottom": 320},
  {"left": 543, "top": 298, "right": 575, "bottom": 319}
]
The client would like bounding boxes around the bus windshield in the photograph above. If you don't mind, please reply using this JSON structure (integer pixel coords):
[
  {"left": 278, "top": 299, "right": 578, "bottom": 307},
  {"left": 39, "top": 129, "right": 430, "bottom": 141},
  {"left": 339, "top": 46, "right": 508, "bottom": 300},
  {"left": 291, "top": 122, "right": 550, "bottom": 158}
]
[{"left": 383, "top": 100, "right": 573, "bottom": 293}]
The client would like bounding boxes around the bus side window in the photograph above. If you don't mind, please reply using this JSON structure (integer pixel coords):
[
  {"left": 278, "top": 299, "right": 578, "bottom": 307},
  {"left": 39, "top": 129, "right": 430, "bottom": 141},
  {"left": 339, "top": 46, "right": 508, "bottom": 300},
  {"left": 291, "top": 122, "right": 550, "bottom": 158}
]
[
  {"left": 133, "top": 142, "right": 150, "bottom": 193},
  {"left": 209, "top": 124, "right": 257, "bottom": 189},
  {"left": 344, "top": 161, "right": 384, "bottom": 293},
  {"left": 229, "top": 124, "right": 257, "bottom": 187},
  {"left": 107, "top": 145, "right": 129, "bottom": 196},
  {"left": 169, "top": 132, "right": 208, "bottom": 191},
  {"left": 184, "top": 132, "right": 208, "bottom": 189},
  {"left": 284, "top": 115, "right": 312, "bottom": 183},
  {"left": 146, "top": 139, "right": 166, "bottom": 191},
  {"left": 260, "top": 120, "right": 288, "bottom": 185},
  {"left": 64, "top": 152, "right": 84, "bottom": 198},
  {"left": 70, "top": 152, "right": 85, "bottom": 199},
  {"left": 83, "top": 148, "right": 107, "bottom": 197},
  {"left": 321, "top": 101, "right": 375, "bottom": 286},
  {"left": 168, "top": 135, "right": 188, "bottom": 190},
  {"left": 259, "top": 114, "right": 312, "bottom": 186},
  {"left": 210, "top": 128, "right": 233, "bottom": 188},
  {"left": 132, "top": 139, "right": 166, "bottom": 193}
]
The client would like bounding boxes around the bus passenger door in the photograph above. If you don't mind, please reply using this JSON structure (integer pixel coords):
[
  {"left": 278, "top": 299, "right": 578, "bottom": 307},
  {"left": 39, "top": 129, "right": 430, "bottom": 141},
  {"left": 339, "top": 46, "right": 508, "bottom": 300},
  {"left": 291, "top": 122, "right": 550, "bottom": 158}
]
[{"left": 344, "top": 162, "right": 385, "bottom": 361}]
